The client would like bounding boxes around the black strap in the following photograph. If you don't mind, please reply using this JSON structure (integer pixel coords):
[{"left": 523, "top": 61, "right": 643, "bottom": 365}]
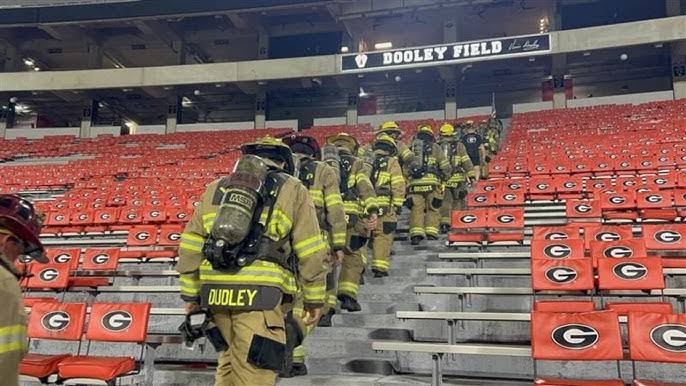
[{"left": 297, "top": 159, "right": 317, "bottom": 189}]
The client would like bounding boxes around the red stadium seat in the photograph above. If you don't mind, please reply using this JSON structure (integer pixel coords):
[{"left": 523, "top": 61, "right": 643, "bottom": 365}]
[
  {"left": 25, "top": 263, "right": 70, "bottom": 290},
  {"left": 20, "top": 302, "right": 87, "bottom": 379},
  {"left": 126, "top": 225, "right": 158, "bottom": 246},
  {"left": 532, "top": 225, "right": 583, "bottom": 241},
  {"left": 451, "top": 209, "right": 488, "bottom": 229},
  {"left": 642, "top": 224, "right": 686, "bottom": 250},
  {"left": 566, "top": 200, "right": 602, "bottom": 219},
  {"left": 158, "top": 224, "right": 183, "bottom": 246},
  {"left": 604, "top": 302, "right": 673, "bottom": 315},
  {"left": 534, "top": 301, "right": 596, "bottom": 313},
  {"left": 82, "top": 248, "right": 120, "bottom": 271},
  {"left": 628, "top": 312, "right": 686, "bottom": 364},
  {"left": 534, "top": 379, "right": 623, "bottom": 386},
  {"left": 596, "top": 257, "right": 665, "bottom": 290},
  {"left": 531, "top": 259, "right": 594, "bottom": 291},
  {"left": 633, "top": 381, "right": 686, "bottom": 386},
  {"left": 531, "top": 239, "right": 585, "bottom": 260},
  {"left": 531, "top": 310, "right": 623, "bottom": 360},
  {"left": 57, "top": 302, "right": 151, "bottom": 382}
]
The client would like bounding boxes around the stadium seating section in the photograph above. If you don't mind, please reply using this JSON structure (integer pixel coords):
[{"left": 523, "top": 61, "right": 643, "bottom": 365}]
[{"left": 2, "top": 104, "right": 685, "bottom": 384}]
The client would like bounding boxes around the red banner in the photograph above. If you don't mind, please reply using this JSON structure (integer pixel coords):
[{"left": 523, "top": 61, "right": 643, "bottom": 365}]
[
  {"left": 531, "top": 310, "right": 623, "bottom": 360},
  {"left": 628, "top": 312, "right": 686, "bottom": 363}
]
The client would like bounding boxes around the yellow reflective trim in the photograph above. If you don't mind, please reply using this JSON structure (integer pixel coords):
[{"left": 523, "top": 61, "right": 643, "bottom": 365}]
[
  {"left": 299, "top": 241, "right": 327, "bottom": 258},
  {"left": 181, "top": 233, "right": 205, "bottom": 243},
  {"left": 202, "top": 213, "right": 217, "bottom": 221},
  {"left": 179, "top": 242, "right": 203, "bottom": 253},
  {"left": 293, "top": 235, "right": 322, "bottom": 252}
]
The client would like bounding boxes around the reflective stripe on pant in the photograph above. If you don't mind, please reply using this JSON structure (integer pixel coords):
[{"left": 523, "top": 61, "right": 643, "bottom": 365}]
[
  {"left": 213, "top": 303, "right": 285, "bottom": 386},
  {"left": 409, "top": 189, "right": 443, "bottom": 238},
  {"left": 291, "top": 296, "right": 314, "bottom": 365},
  {"left": 372, "top": 212, "right": 397, "bottom": 273},
  {"left": 440, "top": 187, "right": 466, "bottom": 226},
  {"left": 337, "top": 232, "right": 364, "bottom": 299}
]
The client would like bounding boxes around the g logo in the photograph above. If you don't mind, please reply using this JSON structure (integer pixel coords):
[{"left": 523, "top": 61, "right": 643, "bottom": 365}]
[
  {"left": 483, "top": 185, "right": 495, "bottom": 191},
  {"left": 508, "top": 183, "right": 521, "bottom": 190},
  {"left": 545, "top": 232, "right": 569, "bottom": 240},
  {"left": 55, "top": 215, "right": 65, "bottom": 222},
  {"left": 102, "top": 311, "right": 133, "bottom": 332},
  {"left": 167, "top": 232, "right": 181, "bottom": 242},
  {"left": 474, "top": 195, "right": 488, "bottom": 203},
  {"left": 39, "top": 268, "right": 59, "bottom": 282},
  {"left": 149, "top": 211, "right": 160, "bottom": 218},
  {"left": 654, "top": 178, "right": 668, "bottom": 185},
  {"left": 460, "top": 215, "right": 477, "bottom": 224},
  {"left": 650, "top": 324, "right": 686, "bottom": 352},
  {"left": 502, "top": 194, "right": 516, "bottom": 201},
  {"left": 595, "top": 232, "right": 621, "bottom": 242},
  {"left": 552, "top": 324, "right": 599, "bottom": 350},
  {"left": 645, "top": 195, "right": 663, "bottom": 204},
  {"left": 543, "top": 244, "right": 572, "bottom": 259},
  {"left": 92, "top": 253, "right": 110, "bottom": 265},
  {"left": 41, "top": 311, "right": 70, "bottom": 331},
  {"left": 54, "top": 253, "right": 72, "bottom": 264},
  {"left": 603, "top": 246, "right": 633, "bottom": 258},
  {"left": 609, "top": 196, "right": 626, "bottom": 204},
  {"left": 612, "top": 262, "right": 648, "bottom": 280},
  {"left": 574, "top": 204, "right": 593, "bottom": 213},
  {"left": 176, "top": 213, "right": 187, "bottom": 220},
  {"left": 100, "top": 213, "right": 111, "bottom": 220},
  {"left": 497, "top": 215, "right": 515, "bottom": 224},
  {"left": 654, "top": 230, "right": 682, "bottom": 244},
  {"left": 545, "top": 267, "right": 578, "bottom": 283},
  {"left": 135, "top": 231, "right": 151, "bottom": 241},
  {"left": 126, "top": 213, "right": 137, "bottom": 220},
  {"left": 563, "top": 182, "right": 576, "bottom": 189},
  {"left": 536, "top": 183, "right": 549, "bottom": 190}
]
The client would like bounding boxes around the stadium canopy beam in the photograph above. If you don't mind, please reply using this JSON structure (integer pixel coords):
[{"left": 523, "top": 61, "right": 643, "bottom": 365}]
[{"left": 1, "top": 16, "right": 685, "bottom": 92}]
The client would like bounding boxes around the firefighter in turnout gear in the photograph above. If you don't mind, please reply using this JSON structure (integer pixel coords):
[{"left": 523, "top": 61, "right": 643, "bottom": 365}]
[
  {"left": 281, "top": 135, "right": 346, "bottom": 376},
  {"left": 406, "top": 124, "right": 451, "bottom": 245},
  {"left": 461, "top": 121, "right": 486, "bottom": 182},
  {"left": 326, "top": 133, "right": 378, "bottom": 313},
  {"left": 437, "top": 123, "right": 474, "bottom": 233},
  {"left": 481, "top": 118, "right": 501, "bottom": 180},
  {"left": 176, "top": 137, "right": 328, "bottom": 386},
  {"left": 367, "top": 134, "right": 405, "bottom": 277},
  {"left": 0, "top": 195, "right": 47, "bottom": 386},
  {"left": 358, "top": 121, "right": 417, "bottom": 170}
]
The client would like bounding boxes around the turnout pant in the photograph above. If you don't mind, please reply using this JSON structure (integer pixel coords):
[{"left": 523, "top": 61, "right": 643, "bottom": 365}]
[
  {"left": 337, "top": 226, "right": 368, "bottom": 300},
  {"left": 371, "top": 210, "right": 397, "bottom": 273},
  {"left": 409, "top": 188, "right": 443, "bottom": 239},
  {"left": 440, "top": 186, "right": 467, "bottom": 226},
  {"left": 213, "top": 301, "right": 286, "bottom": 386}
]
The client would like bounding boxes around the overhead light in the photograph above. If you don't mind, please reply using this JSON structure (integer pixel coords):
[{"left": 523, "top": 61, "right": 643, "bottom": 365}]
[
  {"left": 529, "top": 57, "right": 535, "bottom": 62},
  {"left": 114, "top": 64, "right": 122, "bottom": 69},
  {"left": 124, "top": 121, "right": 136, "bottom": 128},
  {"left": 122, "top": 88, "right": 133, "bottom": 92},
  {"left": 23, "top": 58, "right": 35, "bottom": 67},
  {"left": 374, "top": 42, "right": 393, "bottom": 50},
  {"left": 654, "top": 43, "right": 664, "bottom": 48},
  {"left": 358, "top": 87, "right": 367, "bottom": 97},
  {"left": 340, "top": 46, "right": 349, "bottom": 53},
  {"left": 182, "top": 96, "right": 192, "bottom": 107},
  {"left": 583, "top": 51, "right": 591, "bottom": 56},
  {"left": 215, "top": 83, "right": 224, "bottom": 88},
  {"left": 163, "top": 86, "right": 173, "bottom": 90},
  {"left": 33, "top": 67, "right": 41, "bottom": 71},
  {"left": 193, "top": 89, "right": 201, "bottom": 95}
]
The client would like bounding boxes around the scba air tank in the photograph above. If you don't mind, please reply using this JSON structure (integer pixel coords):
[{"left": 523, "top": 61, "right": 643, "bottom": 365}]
[{"left": 211, "top": 155, "right": 269, "bottom": 246}]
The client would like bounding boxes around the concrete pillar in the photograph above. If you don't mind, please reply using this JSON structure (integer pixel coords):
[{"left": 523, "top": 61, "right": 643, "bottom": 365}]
[
  {"left": 0, "top": 120, "right": 6, "bottom": 139},
  {"left": 345, "top": 92, "right": 358, "bottom": 125},
  {"left": 2, "top": 43, "right": 21, "bottom": 72},
  {"left": 79, "top": 102, "right": 93, "bottom": 138},
  {"left": 165, "top": 99, "right": 178, "bottom": 134},
  {"left": 551, "top": 54, "right": 567, "bottom": 109},
  {"left": 672, "top": 42, "right": 686, "bottom": 100},
  {"left": 257, "top": 32, "right": 269, "bottom": 60},
  {"left": 552, "top": 86, "right": 567, "bottom": 109},
  {"left": 86, "top": 43, "right": 104, "bottom": 69},
  {"left": 172, "top": 40, "right": 186, "bottom": 65},
  {"left": 254, "top": 90, "right": 266, "bottom": 129},
  {"left": 444, "top": 81, "right": 457, "bottom": 120},
  {"left": 666, "top": 0, "right": 681, "bottom": 17}
]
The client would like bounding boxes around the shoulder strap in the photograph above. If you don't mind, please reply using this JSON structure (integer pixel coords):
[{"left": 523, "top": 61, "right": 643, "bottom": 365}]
[{"left": 297, "top": 159, "right": 317, "bottom": 189}]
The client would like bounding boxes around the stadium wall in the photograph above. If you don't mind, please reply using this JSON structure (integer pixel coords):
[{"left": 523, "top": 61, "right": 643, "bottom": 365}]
[
  {"left": 90, "top": 126, "right": 121, "bottom": 137},
  {"left": 4, "top": 127, "right": 78, "bottom": 139},
  {"left": 567, "top": 90, "right": 675, "bottom": 107}
]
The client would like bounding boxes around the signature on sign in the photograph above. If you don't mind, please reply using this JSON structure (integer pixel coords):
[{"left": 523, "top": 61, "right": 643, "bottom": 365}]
[{"left": 508, "top": 39, "right": 541, "bottom": 51}]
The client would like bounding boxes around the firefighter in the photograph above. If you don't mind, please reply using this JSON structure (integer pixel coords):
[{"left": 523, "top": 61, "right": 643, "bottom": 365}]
[
  {"left": 176, "top": 137, "right": 329, "bottom": 386},
  {"left": 461, "top": 122, "right": 486, "bottom": 181},
  {"left": 358, "top": 121, "right": 416, "bottom": 170},
  {"left": 437, "top": 123, "right": 474, "bottom": 233},
  {"left": 366, "top": 134, "right": 405, "bottom": 277},
  {"left": 326, "top": 133, "right": 378, "bottom": 313},
  {"left": 406, "top": 124, "right": 451, "bottom": 245},
  {"left": 482, "top": 117, "right": 501, "bottom": 180},
  {"left": 281, "top": 135, "right": 346, "bottom": 376},
  {"left": 0, "top": 194, "right": 47, "bottom": 386}
]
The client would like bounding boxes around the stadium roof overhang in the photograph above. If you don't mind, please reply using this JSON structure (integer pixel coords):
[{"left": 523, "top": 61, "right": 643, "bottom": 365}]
[{"left": 0, "top": 15, "right": 683, "bottom": 92}]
